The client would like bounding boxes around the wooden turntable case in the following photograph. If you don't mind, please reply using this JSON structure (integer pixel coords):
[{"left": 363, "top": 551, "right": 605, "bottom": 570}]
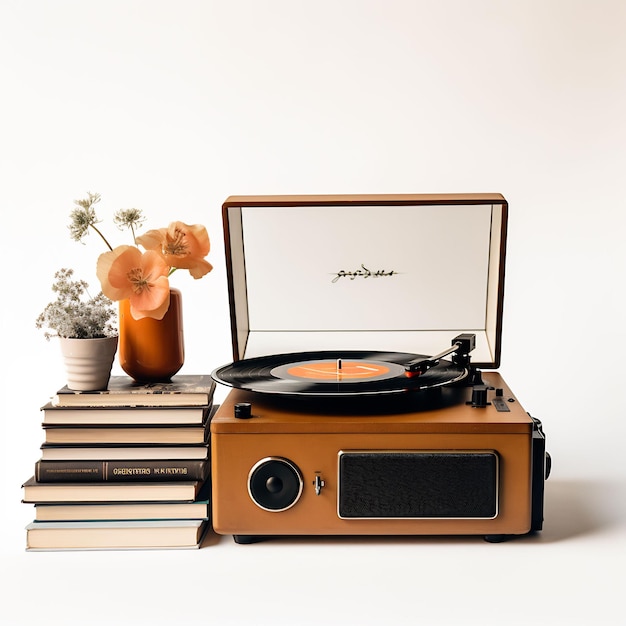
[{"left": 211, "top": 194, "right": 545, "bottom": 540}]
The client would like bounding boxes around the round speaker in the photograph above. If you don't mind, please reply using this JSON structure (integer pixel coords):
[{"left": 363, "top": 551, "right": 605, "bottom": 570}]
[{"left": 248, "top": 457, "right": 303, "bottom": 512}]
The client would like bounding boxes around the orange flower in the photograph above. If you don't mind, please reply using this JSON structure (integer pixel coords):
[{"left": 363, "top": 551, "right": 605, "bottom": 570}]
[
  {"left": 136, "top": 221, "right": 213, "bottom": 279},
  {"left": 96, "top": 245, "right": 171, "bottom": 320}
]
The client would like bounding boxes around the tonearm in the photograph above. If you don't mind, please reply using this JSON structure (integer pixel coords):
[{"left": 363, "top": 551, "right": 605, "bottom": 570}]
[{"left": 405, "top": 333, "right": 476, "bottom": 375}]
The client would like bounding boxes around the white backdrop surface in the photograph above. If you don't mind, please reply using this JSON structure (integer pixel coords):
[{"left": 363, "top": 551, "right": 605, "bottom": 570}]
[{"left": 1, "top": 1, "right": 625, "bottom": 625}]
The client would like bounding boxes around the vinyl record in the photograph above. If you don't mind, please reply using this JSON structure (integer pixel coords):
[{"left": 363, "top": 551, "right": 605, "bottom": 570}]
[{"left": 211, "top": 350, "right": 469, "bottom": 397}]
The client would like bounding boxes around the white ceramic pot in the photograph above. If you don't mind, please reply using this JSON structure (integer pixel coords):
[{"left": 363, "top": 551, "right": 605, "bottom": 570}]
[{"left": 59, "top": 336, "right": 119, "bottom": 391}]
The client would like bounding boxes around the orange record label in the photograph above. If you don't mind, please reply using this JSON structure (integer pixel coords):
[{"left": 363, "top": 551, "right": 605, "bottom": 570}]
[{"left": 287, "top": 361, "right": 391, "bottom": 380}]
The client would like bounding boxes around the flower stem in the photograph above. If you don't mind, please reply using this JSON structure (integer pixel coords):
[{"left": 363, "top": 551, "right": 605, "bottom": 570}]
[{"left": 90, "top": 224, "right": 114, "bottom": 251}]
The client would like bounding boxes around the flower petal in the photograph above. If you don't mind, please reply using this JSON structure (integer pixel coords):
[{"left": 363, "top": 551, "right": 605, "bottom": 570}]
[
  {"left": 137, "top": 222, "right": 212, "bottom": 279},
  {"left": 180, "top": 223, "right": 211, "bottom": 256},
  {"left": 129, "top": 276, "right": 171, "bottom": 320},
  {"left": 139, "top": 249, "right": 170, "bottom": 283},
  {"left": 135, "top": 229, "right": 164, "bottom": 253},
  {"left": 96, "top": 246, "right": 141, "bottom": 301},
  {"left": 96, "top": 246, "right": 170, "bottom": 316},
  {"left": 188, "top": 258, "right": 214, "bottom": 279}
]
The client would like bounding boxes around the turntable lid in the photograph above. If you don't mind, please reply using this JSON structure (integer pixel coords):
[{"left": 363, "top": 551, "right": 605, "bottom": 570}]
[{"left": 222, "top": 194, "right": 507, "bottom": 369}]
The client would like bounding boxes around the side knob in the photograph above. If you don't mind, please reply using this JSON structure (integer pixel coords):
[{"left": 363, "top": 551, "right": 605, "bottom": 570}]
[{"left": 234, "top": 402, "right": 252, "bottom": 419}]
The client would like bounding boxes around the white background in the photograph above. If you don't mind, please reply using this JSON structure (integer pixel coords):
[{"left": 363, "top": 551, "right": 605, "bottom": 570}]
[{"left": 1, "top": 1, "right": 625, "bottom": 624}]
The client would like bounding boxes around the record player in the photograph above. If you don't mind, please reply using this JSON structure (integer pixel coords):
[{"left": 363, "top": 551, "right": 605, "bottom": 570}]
[{"left": 210, "top": 194, "right": 550, "bottom": 543}]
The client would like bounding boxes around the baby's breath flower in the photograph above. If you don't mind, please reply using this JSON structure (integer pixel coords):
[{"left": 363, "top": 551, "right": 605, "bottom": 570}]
[
  {"left": 114, "top": 208, "right": 146, "bottom": 244},
  {"left": 68, "top": 192, "right": 113, "bottom": 250},
  {"left": 36, "top": 268, "right": 117, "bottom": 340},
  {"left": 114, "top": 208, "right": 145, "bottom": 229}
]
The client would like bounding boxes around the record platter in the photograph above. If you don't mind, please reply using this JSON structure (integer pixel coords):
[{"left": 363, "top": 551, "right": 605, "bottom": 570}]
[{"left": 209, "top": 194, "right": 550, "bottom": 543}]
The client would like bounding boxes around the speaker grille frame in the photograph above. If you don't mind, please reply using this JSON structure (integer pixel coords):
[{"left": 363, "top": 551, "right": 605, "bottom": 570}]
[{"left": 337, "top": 450, "right": 499, "bottom": 520}]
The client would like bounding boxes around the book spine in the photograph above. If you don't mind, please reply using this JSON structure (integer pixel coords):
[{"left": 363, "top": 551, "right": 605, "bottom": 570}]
[{"left": 35, "top": 459, "right": 208, "bottom": 483}]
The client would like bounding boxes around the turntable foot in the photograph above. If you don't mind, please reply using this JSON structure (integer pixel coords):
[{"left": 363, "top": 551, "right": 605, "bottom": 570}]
[
  {"left": 483, "top": 534, "right": 512, "bottom": 543},
  {"left": 233, "top": 535, "right": 266, "bottom": 544}
]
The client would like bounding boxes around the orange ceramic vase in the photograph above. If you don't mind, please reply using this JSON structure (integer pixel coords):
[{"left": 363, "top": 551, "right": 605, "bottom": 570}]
[{"left": 118, "top": 288, "right": 185, "bottom": 382}]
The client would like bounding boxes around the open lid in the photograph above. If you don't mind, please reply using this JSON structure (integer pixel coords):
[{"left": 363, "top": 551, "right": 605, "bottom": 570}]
[{"left": 221, "top": 194, "right": 508, "bottom": 369}]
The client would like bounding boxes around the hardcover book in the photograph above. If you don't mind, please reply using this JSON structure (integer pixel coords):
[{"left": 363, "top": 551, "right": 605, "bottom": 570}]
[
  {"left": 41, "top": 420, "right": 211, "bottom": 445},
  {"left": 33, "top": 481, "right": 211, "bottom": 521},
  {"left": 22, "top": 476, "right": 206, "bottom": 503},
  {"left": 34, "top": 458, "right": 209, "bottom": 483},
  {"left": 39, "top": 443, "right": 210, "bottom": 461},
  {"left": 41, "top": 403, "right": 211, "bottom": 425},
  {"left": 51, "top": 375, "right": 215, "bottom": 408},
  {"left": 26, "top": 519, "right": 210, "bottom": 550}
]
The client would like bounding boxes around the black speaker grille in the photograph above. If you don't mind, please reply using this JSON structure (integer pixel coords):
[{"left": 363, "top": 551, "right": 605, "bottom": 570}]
[{"left": 338, "top": 452, "right": 498, "bottom": 519}]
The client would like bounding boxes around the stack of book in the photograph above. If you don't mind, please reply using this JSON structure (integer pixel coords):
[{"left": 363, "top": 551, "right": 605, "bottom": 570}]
[{"left": 22, "top": 375, "right": 216, "bottom": 551}]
